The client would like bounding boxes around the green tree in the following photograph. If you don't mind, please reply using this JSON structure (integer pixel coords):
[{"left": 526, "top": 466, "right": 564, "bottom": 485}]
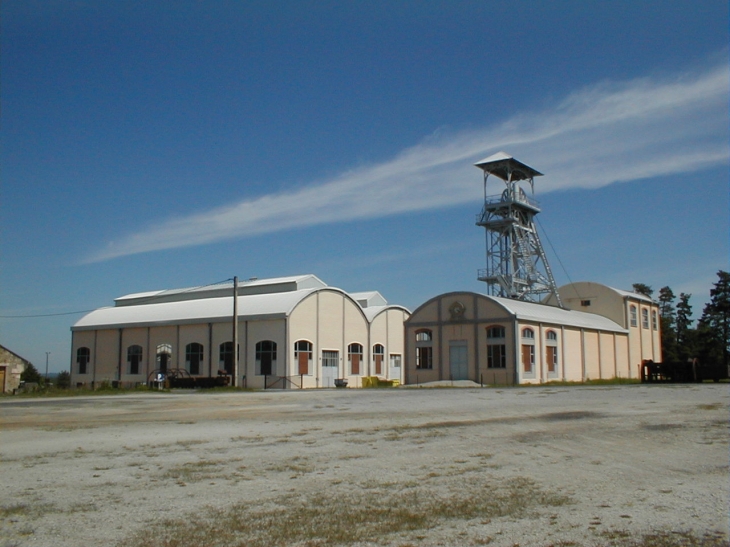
[
  {"left": 658, "top": 286, "right": 677, "bottom": 362},
  {"left": 658, "top": 287, "right": 676, "bottom": 321},
  {"left": 675, "top": 293, "right": 696, "bottom": 361},
  {"left": 632, "top": 283, "right": 653, "bottom": 298},
  {"left": 698, "top": 270, "right": 730, "bottom": 367},
  {"left": 20, "top": 362, "right": 44, "bottom": 385}
]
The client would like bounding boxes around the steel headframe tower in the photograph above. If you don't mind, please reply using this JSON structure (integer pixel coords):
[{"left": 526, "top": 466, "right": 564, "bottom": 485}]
[{"left": 475, "top": 151, "right": 562, "bottom": 307}]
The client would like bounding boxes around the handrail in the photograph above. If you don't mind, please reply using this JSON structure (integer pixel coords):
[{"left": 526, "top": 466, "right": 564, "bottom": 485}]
[
  {"left": 264, "top": 375, "right": 302, "bottom": 389},
  {"left": 478, "top": 192, "right": 540, "bottom": 212}
]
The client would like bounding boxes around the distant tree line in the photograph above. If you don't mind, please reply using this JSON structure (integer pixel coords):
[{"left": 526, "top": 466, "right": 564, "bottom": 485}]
[{"left": 633, "top": 270, "right": 730, "bottom": 367}]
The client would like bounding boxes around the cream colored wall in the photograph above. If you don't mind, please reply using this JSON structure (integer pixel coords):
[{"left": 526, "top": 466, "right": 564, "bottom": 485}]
[
  {"left": 598, "top": 332, "right": 616, "bottom": 380},
  {"left": 94, "top": 329, "right": 120, "bottom": 383},
  {"left": 581, "top": 331, "right": 599, "bottom": 381},
  {"left": 288, "top": 293, "right": 319, "bottom": 388},
  {"left": 556, "top": 282, "right": 628, "bottom": 327},
  {"left": 614, "top": 335, "right": 631, "bottom": 378},
  {"left": 562, "top": 328, "right": 584, "bottom": 382},
  {"left": 384, "top": 310, "right": 406, "bottom": 381},
  {"left": 288, "top": 290, "right": 375, "bottom": 388}
]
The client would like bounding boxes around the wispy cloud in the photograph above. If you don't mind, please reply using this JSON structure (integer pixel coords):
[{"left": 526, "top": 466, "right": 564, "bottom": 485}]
[{"left": 87, "top": 59, "right": 729, "bottom": 263}]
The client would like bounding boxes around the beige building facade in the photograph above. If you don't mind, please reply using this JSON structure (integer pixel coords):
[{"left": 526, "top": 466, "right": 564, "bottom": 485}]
[
  {"left": 404, "top": 283, "right": 660, "bottom": 386},
  {"left": 71, "top": 275, "right": 409, "bottom": 389}
]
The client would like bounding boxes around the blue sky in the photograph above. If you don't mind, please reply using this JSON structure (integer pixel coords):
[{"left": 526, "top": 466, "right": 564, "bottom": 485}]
[{"left": 1, "top": 1, "right": 728, "bottom": 373}]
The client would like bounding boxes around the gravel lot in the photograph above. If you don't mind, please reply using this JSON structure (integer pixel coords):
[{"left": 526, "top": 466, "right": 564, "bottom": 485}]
[{"left": 0, "top": 384, "right": 727, "bottom": 547}]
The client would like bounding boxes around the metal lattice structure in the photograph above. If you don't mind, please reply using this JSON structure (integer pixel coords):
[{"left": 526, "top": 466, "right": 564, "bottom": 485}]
[{"left": 475, "top": 152, "right": 562, "bottom": 307}]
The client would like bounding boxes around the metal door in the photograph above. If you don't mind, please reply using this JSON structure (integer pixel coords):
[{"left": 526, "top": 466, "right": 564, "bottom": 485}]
[{"left": 449, "top": 341, "right": 468, "bottom": 381}]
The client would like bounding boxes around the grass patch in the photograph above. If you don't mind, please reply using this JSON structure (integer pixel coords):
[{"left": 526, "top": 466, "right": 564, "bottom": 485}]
[
  {"left": 697, "top": 403, "right": 724, "bottom": 411},
  {"left": 0, "top": 503, "right": 31, "bottom": 517},
  {"left": 118, "top": 476, "right": 569, "bottom": 547},
  {"left": 600, "top": 530, "right": 727, "bottom": 547},
  {"left": 162, "top": 460, "right": 227, "bottom": 482}
]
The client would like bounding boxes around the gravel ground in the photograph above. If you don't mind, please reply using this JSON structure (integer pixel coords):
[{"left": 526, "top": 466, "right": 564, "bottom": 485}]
[{"left": 0, "top": 384, "right": 727, "bottom": 547}]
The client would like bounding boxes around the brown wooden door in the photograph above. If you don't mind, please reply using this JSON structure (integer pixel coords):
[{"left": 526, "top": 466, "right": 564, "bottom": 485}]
[
  {"left": 298, "top": 351, "right": 309, "bottom": 375},
  {"left": 521, "top": 345, "right": 533, "bottom": 373}
]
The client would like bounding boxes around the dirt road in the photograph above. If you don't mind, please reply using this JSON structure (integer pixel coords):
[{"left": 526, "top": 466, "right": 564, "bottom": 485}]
[{"left": 1, "top": 384, "right": 727, "bottom": 546}]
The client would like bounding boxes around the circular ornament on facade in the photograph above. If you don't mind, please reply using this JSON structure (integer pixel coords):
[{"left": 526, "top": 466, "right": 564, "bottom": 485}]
[{"left": 448, "top": 301, "right": 466, "bottom": 321}]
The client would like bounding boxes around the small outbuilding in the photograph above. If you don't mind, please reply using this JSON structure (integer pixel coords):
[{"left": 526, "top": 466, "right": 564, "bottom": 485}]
[
  {"left": 71, "top": 275, "right": 409, "bottom": 389},
  {"left": 0, "top": 344, "right": 31, "bottom": 393}
]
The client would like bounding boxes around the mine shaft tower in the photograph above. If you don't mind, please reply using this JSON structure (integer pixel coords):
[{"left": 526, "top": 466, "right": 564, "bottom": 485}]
[{"left": 475, "top": 152, "right": 562, "bottom": 306}]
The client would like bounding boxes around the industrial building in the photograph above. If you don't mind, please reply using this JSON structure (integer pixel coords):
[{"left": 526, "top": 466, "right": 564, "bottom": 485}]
[
  {"left": 70, "top": 275, "right": 409, "bottom": 389},
  {"left": 403, "top": 153, "right": 661, "bottom": 385}
]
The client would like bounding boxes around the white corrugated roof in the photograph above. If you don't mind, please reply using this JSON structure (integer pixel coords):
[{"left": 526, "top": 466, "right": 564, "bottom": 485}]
[
  {"left": 349, "top": 291, "right": 388, "bottom": 308},
  {"left": 114, "top": 274, "right": 326, "bottom": 304},
  {"left": 491, "top": 296, "right": 627, "bottom": 333},
  {"left": 611, "top": 287, "right": 655, "bottom": 303},
  {"left": 73, "top": 289, "right": 319, "bottom": 330}
]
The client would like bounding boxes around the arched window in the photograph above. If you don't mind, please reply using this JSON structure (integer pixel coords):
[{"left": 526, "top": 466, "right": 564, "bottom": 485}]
[
  {"left": 127, "top": 345, "right": 143, "bottom": 375},
  {"left": 219, "top": 342, "right": 238, "bottom": 375},
  {"left": 348, "top": 343, "right": 363, "bottom": 375},
  {"left": 185, "top": 343, "right": 204, "bottom": 375},
  {"left": 545, "top": 331, "right": 558, "bottom": 374},
  {"left": 373, "top": 344, "right": 385, "bottom": 375},
  {"left": 77, "top": 347, "right": 90, "bottom": 375},
  {"left": 642, "top": 308, "right": 649, "bottom": 329},
  {"left": 295, "top": 340, "right": 312, "bottom": 375},
  {"left": 630, "top": 305, "right": 638, "bottom": 327},
  {"left": 522, "top": 328, "right": 535, "bottom": 339},
  {"left": 156, "top": 344, "right": 172, "bottom": 374},
  {"left": 486, "top": 326, "right": 505, "bottom": 339},
  {"left": 415, "top": 329, "right": 432, "bottom": 342},
  {"left": 486, "top": 326, "right": 506, "bottom": 369},
  {"left": 652, "top": 310, "right": 658, "bottom": 330},
  {"left": 256, "top": 341, "right": 277, "bottom": 376}
]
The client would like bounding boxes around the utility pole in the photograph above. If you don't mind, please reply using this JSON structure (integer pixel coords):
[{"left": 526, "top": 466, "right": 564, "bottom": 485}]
[
  {"left": 232, "top": 276, "right": 239, "bottom": 387},
  {"left": 45, "top": 352, "right": 50, "bottom": 382}
]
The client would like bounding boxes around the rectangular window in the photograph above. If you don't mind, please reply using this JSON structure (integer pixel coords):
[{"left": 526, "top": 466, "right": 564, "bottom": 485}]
[
  {"left": 487, "top": 344, "right": 506, "bottom": 369},
  {"left": 416, "top": 346, "right": 433, "bottom": 369},
  {"left": 580, "top": 300, "right": 591, "bottom": 307},
  {"left": 389, "top": 354, "right": 401, "bottom": 368},
  {"left": 322, "top": 351, "right": 339, "bottom": 368}
]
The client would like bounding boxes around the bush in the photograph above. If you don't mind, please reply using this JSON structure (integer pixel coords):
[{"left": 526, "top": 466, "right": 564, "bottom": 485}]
[{"left": 56, "top": 371, "right": 71, "bottom": 389}]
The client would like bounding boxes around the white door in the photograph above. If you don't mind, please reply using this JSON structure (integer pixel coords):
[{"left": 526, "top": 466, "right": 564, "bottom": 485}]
[
  {"left": 388, "top": 354, "right": 402, "bottom": 382},
  {"left": 321, "top": 350, "right": 339, "bottom": 388}
]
